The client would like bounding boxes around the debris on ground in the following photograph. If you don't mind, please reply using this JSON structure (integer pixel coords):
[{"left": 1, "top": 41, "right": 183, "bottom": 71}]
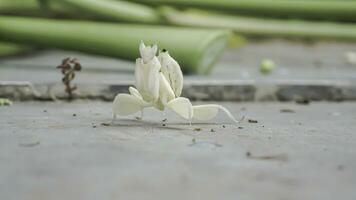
[
  {"left": 248, "top": 119, "right": 258, "bottom": 123},
  {"left": 337, "top": 165, "right": 345, "bottom": 171},
  {"left": 72, "top": 113, "right": 77, "bottom": 117},
  {"left": 162, "top": 118, "right": 167, "bottom": 122},
  {"left": 91, "top": 123, "right": 96, "bottom": 128},
  {"left": 280, "top": 108, "right": 295, "bottom": 113},
  {"left": 100, "top": 122, "right": 110, "bottom": 126},
  {"left": 0, "top": 98, "right": 12, "bottom": 106},
  {"left": 188, "top": 139, "right": 223, "bottom": 148},
  {"left": 210, "top": 129, "right": 215, "bottom": 132},
  {"left": 56, "top": 57, "right": 82, "bottom": 100},
  {"left": 260, "top": 59, "right": 276, "bottom": 74},
  {"left": 193, "top": 128, "right": 202, "bottom": 131},
  {"left": 246, "top": 151, "right": 288, "bottom": 162},
  {"left": 18, "top": 141, "right": 40, "bottom": 148},
  {"left": 238, "top": 127, "right": 244, "bottom": 129},
  {"left": 295, "top": 98, "right": 310, "bottom": 105},
  {"left": 222, "top": 125, "right": 226, "bottom": 128}
]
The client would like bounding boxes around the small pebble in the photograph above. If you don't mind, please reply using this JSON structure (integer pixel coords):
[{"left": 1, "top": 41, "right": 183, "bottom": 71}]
[
  {"left": 248, "top": 119, "right": 258, "bottom": 123},
  {"left": 295, "top": 99, "right": 310, "bottom": 105},
  {"left": 280, "top": 109, "right": 295, "bottom": 113},
  {"left": 101, "top": 122, "right": 110, "bottom": 126}
]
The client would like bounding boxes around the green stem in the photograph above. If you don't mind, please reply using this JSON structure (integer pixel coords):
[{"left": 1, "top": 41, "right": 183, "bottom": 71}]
[
  {"left": 0, "top": 0, "right": 66, "bottom": 17},
  {"left": 0, "top": 0, "right": 162, "bottom": 24},
  {"left": 130, "top": 0, "right": 356, "bottom": 21},
  {"left": 0, "top": 16, "right": 231, "bottom": 74},
  {"left": 0, "top": 42, "right": 33, "bottom": 57},
  {"left": 160, "top": 7, "right": 356, "bottom": 41},
  {"left": 57, "top": 0, "right": 162, "bottom": 23}
]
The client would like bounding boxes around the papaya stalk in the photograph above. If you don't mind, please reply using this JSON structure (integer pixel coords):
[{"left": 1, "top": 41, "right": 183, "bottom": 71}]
[
  {"left": 0, "top": 16, "right": 232, "bottom": 74},
  {"left": 0, "top": 42, "right": 33, "bottom": 57},
  {"left": 0, "top": 0, "right": 67, "bottom": 17},
  {"left": 58, "top": 0, "right": 162, "bottom": 23},
  {"left": 0, "top": 0, "right": 161, "bottom": 23},
  {"left": 129, "top": 0, "right": 356, "bottom": 21},
  {"left": 160, "top": 7, "right": 356, "bottom": 41}
]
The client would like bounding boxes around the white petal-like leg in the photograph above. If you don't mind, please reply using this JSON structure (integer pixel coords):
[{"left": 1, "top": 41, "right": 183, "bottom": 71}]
[
  {"left": 112, "top": 93, "right": 146, "bottom": 117},
  {"left": 129, "top": 86, "right": 143, "bottom": 100},
  {"left": 167, "top": 97, "right": 193, "bottom": 120},
  {"left": 193, "top": 104, "right": 240, "bottom": 123},
  {"left": 159, "top": 72, "right": 175, "bottom": 104}
]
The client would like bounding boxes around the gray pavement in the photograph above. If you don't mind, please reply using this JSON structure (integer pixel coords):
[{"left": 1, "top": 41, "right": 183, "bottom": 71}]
[{"left": 1, "top": 101, "right": 356, "bottom": 200}]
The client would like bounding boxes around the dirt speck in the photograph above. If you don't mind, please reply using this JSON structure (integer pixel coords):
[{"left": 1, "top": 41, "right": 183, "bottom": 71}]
[
  {"left": 337, "top": 165, "right": 345, "bottom": 171},
  {"left": 72, "top": 113, "right": 76, "bottom": 117},
  {"left": 246, "top": 151, "right": 288, "bottom": 162},
  {"left": 248, "top": 119, "right": 258, "bottom": 123},
  {"left": 222, "top": 125, "right": 226, "bottom": 128},
  {"left": 162, "top": 118, "right": 167, "bottom": 122},
  {"left": 238, "top": 127, "right": 243, "bottom": 129},
  {"left": 295, "top": 98, "right": 310, "bottom": 105},
  {"left": 194, "top": 128, "right": 202, "bottom": 131},
  {"left": 210, "top": 129, "right": 215, "bottom": 132},
  {"left": 19, "top": 141, "right": 40, "bottom": 148},
  {"left": 280, "top": 109, "right": 295, "bottom": 113},
  {"left": 101, "top": 122, "right": 110, "bottom": 126}
]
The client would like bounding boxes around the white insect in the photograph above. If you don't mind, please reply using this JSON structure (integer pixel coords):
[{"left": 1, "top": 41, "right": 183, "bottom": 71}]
[{"left": 113, "top": 41, "right": 239, "bottom": 123}]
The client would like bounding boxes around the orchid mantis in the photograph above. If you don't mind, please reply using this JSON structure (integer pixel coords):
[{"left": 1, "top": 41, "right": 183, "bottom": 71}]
[{"left": 113, "top": 41, "right": 239, "bottom": 123}]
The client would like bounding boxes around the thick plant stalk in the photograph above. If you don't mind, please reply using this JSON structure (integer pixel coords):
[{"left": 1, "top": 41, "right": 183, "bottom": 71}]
[
  {"left": 57, "top": 0, "right": 162, "bottom": 23},
  {"left": 0, "top": 0, "right": 161, "bottom": 23},
  {"left": 130, "top": 0, "right": 356, "bottom": 21},
  {"left": 0, "top": 42, "right": 33, "bottom": 57},
  {"left": 160, "top": 8, "right": 356, "bottom": 41},
  {"left": 0, "top": 16, "right": 231, "bottom": 74},
  {"left": 0, "top": 0, "right": 66, "bottom": 17}
]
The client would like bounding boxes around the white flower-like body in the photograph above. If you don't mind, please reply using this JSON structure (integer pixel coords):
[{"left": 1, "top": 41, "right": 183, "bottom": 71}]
[{"left": 113, "top": 41, "right": 239, "bottom": 123}]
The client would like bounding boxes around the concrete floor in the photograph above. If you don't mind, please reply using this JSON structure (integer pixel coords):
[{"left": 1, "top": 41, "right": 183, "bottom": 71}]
[{"left": 1, "top": 101, "right": 356, "bottom": 200}]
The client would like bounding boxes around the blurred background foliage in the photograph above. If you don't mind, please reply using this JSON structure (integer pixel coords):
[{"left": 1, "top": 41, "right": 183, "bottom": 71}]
[{"left": 1, "top": 0, "right": 356, "bottom": 74}]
